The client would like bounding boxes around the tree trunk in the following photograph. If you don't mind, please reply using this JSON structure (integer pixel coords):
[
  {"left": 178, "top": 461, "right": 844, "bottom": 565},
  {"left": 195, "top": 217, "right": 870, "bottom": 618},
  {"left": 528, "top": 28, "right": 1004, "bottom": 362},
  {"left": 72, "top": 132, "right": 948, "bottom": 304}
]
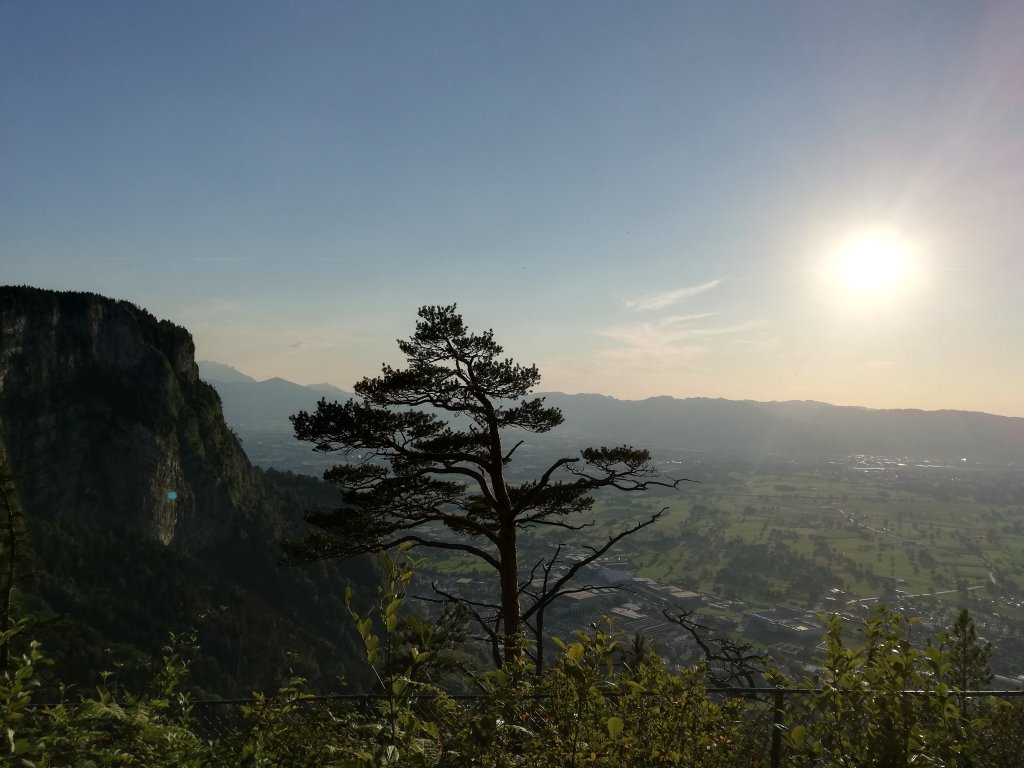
[{"left": 498, "top": 528, "right": 521, "bottom": 665}]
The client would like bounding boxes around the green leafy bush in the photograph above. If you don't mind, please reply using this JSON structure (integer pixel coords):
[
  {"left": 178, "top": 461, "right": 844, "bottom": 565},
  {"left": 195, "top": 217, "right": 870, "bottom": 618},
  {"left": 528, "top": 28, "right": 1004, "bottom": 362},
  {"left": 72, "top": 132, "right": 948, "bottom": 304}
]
[{"left": 5, "top": 571, "right": 1024, "bottom": 768}]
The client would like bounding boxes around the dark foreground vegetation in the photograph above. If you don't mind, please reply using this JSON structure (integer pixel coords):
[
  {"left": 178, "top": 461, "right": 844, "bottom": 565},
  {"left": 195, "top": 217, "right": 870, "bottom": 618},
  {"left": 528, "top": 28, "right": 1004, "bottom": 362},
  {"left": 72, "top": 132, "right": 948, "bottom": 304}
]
[{"left": 4, "top": 553, "right": 1023, "bottom": 768}]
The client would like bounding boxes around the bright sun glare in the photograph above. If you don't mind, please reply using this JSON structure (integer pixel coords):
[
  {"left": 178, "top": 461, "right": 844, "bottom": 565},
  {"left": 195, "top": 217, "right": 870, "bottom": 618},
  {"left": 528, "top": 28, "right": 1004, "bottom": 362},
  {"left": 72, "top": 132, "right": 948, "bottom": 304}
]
[{"left": 834, "top": 232, "right": 913, "bottom": 296}]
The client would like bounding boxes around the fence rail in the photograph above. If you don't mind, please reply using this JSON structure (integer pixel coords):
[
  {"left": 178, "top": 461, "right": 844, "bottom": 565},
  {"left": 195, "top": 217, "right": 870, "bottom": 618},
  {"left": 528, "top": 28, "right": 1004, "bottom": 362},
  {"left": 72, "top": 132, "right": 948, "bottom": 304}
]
[
  {"left": 182, "top": 687, "right": 1024, "bottom": 768},
  {"left": 28, "top": 687, "right": 1024, "bottom": 767},
  {"left": 182, "top": 686, "right": 1024, "bottom": 704}
]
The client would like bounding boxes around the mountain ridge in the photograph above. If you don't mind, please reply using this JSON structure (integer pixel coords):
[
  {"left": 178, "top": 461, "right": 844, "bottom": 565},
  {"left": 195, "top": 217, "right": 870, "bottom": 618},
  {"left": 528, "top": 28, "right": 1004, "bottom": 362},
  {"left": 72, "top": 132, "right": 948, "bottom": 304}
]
[
  {"left": 197, "top": 360, "right": 1024, "bottom": 465},
  {"left": 199, "top": 361, "right": 1018, "bottom": 420}
]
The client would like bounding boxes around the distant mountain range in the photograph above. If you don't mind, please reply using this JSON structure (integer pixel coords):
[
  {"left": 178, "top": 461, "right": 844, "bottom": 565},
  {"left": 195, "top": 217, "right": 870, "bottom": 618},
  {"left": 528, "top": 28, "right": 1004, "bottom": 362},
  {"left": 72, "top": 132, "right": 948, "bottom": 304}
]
[
  {"left": 198, "top": 361, "right": 352, "bottom": 431},
  {"left": 538, "top": 393, "right": 1024, "bottom": 464},
  {"left": 199, "top": 362, "right": 1024, "bottom": 465}
]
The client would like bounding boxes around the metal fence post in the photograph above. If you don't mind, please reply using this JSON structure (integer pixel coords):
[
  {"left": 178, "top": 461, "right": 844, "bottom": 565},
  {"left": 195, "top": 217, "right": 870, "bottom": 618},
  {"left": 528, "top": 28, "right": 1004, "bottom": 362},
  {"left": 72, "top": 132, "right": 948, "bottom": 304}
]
[{"left": 770, "top": 687, "right": 785, "bottom": 768}]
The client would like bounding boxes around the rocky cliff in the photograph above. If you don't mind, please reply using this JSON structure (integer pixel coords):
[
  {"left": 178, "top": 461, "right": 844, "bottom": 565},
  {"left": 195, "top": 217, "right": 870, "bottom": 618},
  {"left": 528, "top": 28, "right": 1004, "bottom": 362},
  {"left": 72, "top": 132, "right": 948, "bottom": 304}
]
[
  {"left": 0, "top": 286, "right": 373, "bottom": 696},
  {"left": 0, "top": 286, "right": 252, "bottom": 549}
]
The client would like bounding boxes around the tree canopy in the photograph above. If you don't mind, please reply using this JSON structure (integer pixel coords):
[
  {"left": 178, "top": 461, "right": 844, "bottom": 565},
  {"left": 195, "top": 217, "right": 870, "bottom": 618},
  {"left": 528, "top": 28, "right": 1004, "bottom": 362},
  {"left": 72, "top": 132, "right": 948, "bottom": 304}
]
[{"left": 288, "top": 304, "right": 685, "bottom": 666}]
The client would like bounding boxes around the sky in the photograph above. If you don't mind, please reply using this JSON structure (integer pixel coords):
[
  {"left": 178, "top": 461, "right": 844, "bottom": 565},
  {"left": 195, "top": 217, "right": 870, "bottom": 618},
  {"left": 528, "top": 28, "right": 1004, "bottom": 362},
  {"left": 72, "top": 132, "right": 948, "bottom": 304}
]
[{"left": 2, "top": 1, "right": 1023, "bottom": 417}]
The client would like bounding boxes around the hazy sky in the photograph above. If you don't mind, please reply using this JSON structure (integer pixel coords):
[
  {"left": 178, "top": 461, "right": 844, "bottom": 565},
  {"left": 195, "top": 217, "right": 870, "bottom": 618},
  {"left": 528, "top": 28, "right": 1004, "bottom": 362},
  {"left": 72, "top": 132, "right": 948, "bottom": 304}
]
[{"left": 3, "top": 2, "right": 1023, "bottom": 416}]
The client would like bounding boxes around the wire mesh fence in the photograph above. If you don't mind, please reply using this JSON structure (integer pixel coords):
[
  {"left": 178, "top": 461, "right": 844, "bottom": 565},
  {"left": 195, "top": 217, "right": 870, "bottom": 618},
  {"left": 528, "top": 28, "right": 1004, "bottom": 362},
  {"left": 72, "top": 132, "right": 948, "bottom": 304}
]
[
  {"left": 181, "top": 687, "right": 1024, "bottom": 768},
  {"left": 23, "top": 685, "right": 1024, "bottom": 767}
]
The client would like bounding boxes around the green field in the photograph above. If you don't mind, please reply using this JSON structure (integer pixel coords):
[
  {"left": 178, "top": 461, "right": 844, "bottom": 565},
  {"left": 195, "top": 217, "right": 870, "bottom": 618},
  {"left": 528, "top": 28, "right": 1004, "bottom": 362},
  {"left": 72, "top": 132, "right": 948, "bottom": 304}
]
[{"left": 549, "top": 459, "right": 1024, "bottom": 611}]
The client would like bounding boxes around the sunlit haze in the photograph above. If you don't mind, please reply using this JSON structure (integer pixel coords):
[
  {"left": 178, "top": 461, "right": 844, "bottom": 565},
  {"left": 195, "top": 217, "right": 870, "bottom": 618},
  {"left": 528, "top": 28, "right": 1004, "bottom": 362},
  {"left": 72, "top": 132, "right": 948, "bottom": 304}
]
[
  {"left": 834, "top": 232, "right": 914, "bottom": 297},
  {"left": 2, "top": 2, "right": 1022, "bottom": 416}
]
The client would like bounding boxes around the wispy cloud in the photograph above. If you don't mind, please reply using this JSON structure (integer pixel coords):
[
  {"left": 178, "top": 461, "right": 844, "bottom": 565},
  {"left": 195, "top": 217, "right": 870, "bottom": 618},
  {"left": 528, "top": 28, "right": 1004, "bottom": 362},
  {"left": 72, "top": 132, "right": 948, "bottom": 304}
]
[
  {"left": 288, "top": 339, "right": 336, "bottom": 351},
  {"left": 624, "top": 279, "right": 723, "bottom": 311},
  {"left": 596, "top": 315, "right": 763, "bottom": 369},
  {"left": 601, "top": 316, "right": 759, "bottom": 347}
]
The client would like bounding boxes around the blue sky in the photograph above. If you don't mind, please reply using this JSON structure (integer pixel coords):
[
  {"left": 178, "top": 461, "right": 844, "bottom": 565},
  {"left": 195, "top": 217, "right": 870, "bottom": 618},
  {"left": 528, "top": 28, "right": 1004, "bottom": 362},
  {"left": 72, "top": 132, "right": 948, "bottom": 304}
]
[{"left": 3, "top": 1, "right": 1023, "bottom": 415}]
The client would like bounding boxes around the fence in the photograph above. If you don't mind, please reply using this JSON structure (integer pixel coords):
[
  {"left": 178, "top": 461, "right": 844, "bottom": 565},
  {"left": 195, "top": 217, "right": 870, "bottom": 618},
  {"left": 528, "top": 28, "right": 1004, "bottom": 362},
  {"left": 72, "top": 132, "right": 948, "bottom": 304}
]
[{"left": 182, "top": 687, "right": 1024, "bottom": 768}]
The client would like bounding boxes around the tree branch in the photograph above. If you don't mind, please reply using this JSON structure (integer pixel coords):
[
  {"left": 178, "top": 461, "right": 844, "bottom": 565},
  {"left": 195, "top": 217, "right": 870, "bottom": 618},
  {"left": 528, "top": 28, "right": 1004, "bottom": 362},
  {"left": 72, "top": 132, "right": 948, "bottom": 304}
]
[
  {"left": 663, "top": 607, "right": 767, "bottom": 690},
  {"left": 512, "top": 457, "right": 580, "bottom": 515},
  {"left": 502, "top": 439, "right": 524, "bottom": 464},
  {"left": 520, "top": 509, "right": 665, "bottom": 623},
  {"left": 425, "top": 583, "right": 503, "bottom": 668}
]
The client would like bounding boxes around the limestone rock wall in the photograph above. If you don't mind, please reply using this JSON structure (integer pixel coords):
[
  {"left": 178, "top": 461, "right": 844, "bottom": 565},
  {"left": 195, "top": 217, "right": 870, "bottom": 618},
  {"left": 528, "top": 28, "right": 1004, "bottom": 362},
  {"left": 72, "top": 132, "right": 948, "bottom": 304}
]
[{"left": 0, "top": 287, "right": 253, "bottom": 551}]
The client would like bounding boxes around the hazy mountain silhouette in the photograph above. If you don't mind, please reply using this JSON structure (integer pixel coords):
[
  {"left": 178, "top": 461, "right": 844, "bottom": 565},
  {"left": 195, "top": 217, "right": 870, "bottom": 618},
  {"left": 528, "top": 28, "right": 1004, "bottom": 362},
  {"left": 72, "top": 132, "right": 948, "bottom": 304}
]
[
  {"left": 537, "top": 393, "right": 1024, "bottom": 464},
  {"left": 196, "top": 359, "right": 257, "bottom": 384},
  {"left": 308, "top": 382, "right": 350, "bottom": 397},
  {"left": 198, "top": 361, "right": 354, "bottom": 431},
  {"left": 200, "top": 363, "right": 1024, "bottom": 464}
]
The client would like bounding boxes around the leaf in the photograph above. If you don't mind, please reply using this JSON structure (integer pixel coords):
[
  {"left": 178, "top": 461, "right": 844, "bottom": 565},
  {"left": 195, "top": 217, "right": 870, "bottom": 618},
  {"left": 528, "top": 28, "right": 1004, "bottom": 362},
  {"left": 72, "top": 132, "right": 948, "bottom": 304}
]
[
  {"left": 606, "top": 716, "right": 624, "bottom": 739},
  {"left": 566, "top": 642, "right": 585, "bottom": 664},
  {"left": 385, "top": 598, "right": 402, "bottom": 618}
]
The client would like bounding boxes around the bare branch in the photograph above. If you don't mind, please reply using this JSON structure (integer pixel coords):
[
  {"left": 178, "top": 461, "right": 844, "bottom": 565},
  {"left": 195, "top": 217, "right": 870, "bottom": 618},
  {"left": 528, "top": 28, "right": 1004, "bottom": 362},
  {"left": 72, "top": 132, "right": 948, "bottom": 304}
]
[
  {"left": 283, "top": 532, "right": 502, "bottom": 571},
  {"left": 511, "top": 457, "right": 580, "bottom": 515},
  {"left": 520, "top": 517, "right": 595, "bottom": 531},
  {"left": 398, "top": 536, "right": 502, "bottom": 569},
  {"left": 502, "top": 439, "right": 525, "bottom": 464},
  {"left": 663, "top": 607, "right": 767, "bottom": 690},
  {"left": 521, "top": 509, "right": 665, "bottom": 623},
  {"left": 426, "top": 582, "right": 503, "bottom": 668}
]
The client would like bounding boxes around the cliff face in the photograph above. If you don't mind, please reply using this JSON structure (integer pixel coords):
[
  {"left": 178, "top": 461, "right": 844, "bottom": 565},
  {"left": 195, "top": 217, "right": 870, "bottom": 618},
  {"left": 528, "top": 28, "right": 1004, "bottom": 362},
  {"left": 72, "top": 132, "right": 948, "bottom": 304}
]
[{"left": 0, "top": 286, "right": 253, "bottom": 550}]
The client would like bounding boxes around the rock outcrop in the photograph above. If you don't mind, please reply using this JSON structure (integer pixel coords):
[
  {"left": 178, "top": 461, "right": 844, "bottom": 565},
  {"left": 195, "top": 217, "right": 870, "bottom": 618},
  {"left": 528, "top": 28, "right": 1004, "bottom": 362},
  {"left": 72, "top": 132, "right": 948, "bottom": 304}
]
[{"left": 0, "top": 286, "right": 252, "bottom": 549}]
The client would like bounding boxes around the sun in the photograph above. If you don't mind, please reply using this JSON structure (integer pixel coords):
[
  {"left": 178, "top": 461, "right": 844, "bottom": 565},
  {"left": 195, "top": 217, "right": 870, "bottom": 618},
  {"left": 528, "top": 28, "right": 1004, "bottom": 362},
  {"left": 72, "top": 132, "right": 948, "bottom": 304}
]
[{"left": 834, "top": 232, "right": 913, "bottom": 296}]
